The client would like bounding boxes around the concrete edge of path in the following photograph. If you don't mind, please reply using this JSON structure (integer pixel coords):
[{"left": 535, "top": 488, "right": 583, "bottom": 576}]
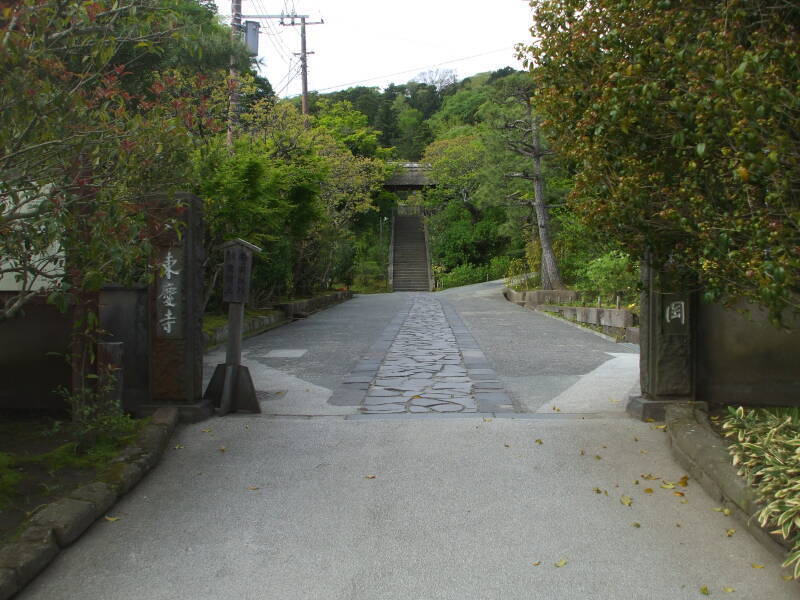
[
  {"left": 0, "top": 407, "right": 179, "bottom": 600},
  {"left": 665, "top": 403, "right": 793, "bottom": 563}
]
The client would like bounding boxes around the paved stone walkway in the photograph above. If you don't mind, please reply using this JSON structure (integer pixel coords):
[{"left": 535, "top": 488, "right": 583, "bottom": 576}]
[{"left": 362, "top": 296, "right": 475, "bottom": 413}]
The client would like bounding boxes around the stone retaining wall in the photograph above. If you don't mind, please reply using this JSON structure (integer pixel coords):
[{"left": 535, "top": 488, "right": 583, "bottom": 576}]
[
  {"left": 537, "top": 304, "right": 639, "bottom": 342},
  {"left": 501, "top": 288, "right": 638, "bottom": 343},
  {"left": 204, "top": 312, "right": 286, "bottom": 349},
  {"left": 204, "top": 290, "right": 353, "bottom": 349},
  {"left": 275, "top": 290, "right": 352, "bottom": 318}
]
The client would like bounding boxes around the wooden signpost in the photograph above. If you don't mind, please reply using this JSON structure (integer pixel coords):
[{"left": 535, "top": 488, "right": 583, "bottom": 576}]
[{"left": 203, "top": 238, "right": 262, "bottom": 415}]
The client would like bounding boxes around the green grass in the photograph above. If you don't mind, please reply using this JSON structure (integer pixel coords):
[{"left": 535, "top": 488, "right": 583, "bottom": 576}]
[
  {"left": 0, "top": 417, "right": 143, "bottom": 512},
  {"left": 722, "top": 406, "right": 800, "bottom": 579}
]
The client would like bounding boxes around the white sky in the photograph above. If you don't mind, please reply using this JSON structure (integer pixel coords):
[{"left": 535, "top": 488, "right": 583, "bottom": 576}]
[{"left": 230, "top": 0, "right": 534, "bottom": 97}]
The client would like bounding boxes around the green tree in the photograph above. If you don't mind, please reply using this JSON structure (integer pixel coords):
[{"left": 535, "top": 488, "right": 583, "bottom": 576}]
[{"left": 522, "top": 0, "right": 800, "bottom": 319}]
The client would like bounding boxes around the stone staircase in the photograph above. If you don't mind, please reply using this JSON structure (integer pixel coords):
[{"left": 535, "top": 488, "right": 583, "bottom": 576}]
[{"left": 392, "top": 215, "right": 431, "bottom": 292}]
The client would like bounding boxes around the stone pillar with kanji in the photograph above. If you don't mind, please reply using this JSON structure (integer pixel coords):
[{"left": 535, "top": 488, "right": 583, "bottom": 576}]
[
  {"left": 149, "top": 193, "right": 207, "bottom": 419},
  {"left": 627, "top": 259, "right": 694, "bottom": 421}
]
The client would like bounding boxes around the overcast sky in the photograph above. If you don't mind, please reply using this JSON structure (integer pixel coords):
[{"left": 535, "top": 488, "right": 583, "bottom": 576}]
[{"left": 231, "top": 0, "right": 534, "bottom": 97}]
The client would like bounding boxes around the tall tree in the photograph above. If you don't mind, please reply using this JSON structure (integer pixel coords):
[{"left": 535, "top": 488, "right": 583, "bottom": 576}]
[
  {"left": 522, "top": 0, "right": 800, "bottom": 318},
  {"left": 482, "top": 74, "right": 563, "bottom": 289}
]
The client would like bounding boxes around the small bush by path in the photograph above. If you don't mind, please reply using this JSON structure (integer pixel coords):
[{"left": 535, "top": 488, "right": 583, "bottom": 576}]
[{"left": 722, "top": 406, "right": 800, "bottom": 579}]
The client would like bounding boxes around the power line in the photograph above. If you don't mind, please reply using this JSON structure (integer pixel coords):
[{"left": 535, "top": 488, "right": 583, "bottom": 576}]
[{"left": 312, "top": 48, "right": 513, "bottom": 93}]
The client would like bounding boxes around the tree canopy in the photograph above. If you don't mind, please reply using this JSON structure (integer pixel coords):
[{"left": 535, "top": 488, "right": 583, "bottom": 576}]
[{"left": 521, "top": 0, "right": 800, "bottom": 318}]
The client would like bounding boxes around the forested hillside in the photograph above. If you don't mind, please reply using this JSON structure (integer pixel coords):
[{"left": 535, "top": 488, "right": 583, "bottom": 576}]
[{"left": 306, "top": 67, "right": 638, "bottom": 297}]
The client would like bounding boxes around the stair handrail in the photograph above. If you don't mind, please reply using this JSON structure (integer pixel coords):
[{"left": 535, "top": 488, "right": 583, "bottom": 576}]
[{"left": 388, "top": 207, "right": 395, "bottom": 291}]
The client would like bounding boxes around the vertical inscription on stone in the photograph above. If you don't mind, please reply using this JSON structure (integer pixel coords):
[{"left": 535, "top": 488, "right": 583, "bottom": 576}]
[
  {"left": 156, "top": 247, "right": 184, "bottom": 339},
  {"left": 222, "top": 246, "right": 252, "bottom": 304}
]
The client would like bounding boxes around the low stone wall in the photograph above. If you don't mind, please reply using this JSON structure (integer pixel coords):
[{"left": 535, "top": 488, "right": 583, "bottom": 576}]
[
  {"left": 524, "top": 289, "right": 578, "bottom": 307},
  {"left": 275, "top": 290, "right": 352, "bottom": 318},
  {"left": 537, "top": 303, "right": 638, "bottom": 342},
  {"left": 501, "top": 288, "right": 638, "bottom": 343},
  {"left": 204, "top": 312, "right": 286, "bottom": 349},
  {"left": 204, "top": 290, "right": 353, "bottom": 349},
  {"left": 501, "top": 288, "right": 579, "bottom": 307}
]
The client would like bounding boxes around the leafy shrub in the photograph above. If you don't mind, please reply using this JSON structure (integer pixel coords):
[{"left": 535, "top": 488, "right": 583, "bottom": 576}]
[
  {"left": 439, "top": 264, "right": 484, "bottom": 289},
  {"left": 578, "top": 251, "right": 639, "bottom": 300},
  {"left": 722, "top": 406, "right": 800, "bottom": 578}
]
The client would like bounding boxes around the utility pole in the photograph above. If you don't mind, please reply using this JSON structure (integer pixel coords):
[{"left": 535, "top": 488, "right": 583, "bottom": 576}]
[
  {"left": 299, "top": 17, "right": 309, "bottom": 114},
  {"left": 227, "top": 0, "right": 242, "bottom": 149},
  {"left": 242, "top": 12, "right": 323, "bottom": 114}
]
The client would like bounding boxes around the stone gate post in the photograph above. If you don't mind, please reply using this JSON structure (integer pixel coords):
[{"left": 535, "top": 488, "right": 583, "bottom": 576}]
[{"left": 627, "top": 259, "right": 694, "bottom": 421}]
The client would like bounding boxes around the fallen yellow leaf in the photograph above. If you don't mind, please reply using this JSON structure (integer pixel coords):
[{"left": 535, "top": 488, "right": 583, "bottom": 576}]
[
  {"left": 751, "top": 563, "right": 764, "bottom": 569},
  {"left": 174, "top": 444, "right": 184, "bottom": 450},
  {"left": 218, "top": 446, "right": 226, "bottom": 452},
  {"left": 661, "top": 482, "right": 676, "bottom": 489},
  {"left": 483, "top": 417, "right": 493, "bottom": 422},
  {"left": 722, "top": 587, "right": 735, "bottom": 593},
  {"left": 678, "top": 475, "right": 690, "bottom": 487},
  {"left": 641, "top": 474, "right": 660, "bottom": 480},
  {"left": 531, "top": 561, "right": 541, "bottom": 566},
  {"left": 783, "top": 575, "right": 794, "bottom": 581},
  {"left": 700, "top": 585, "right": 710, "bottom": 595},
  {"left": 722, "top": 508, "right": 732, "bottom": 516},
  {"left": 680, "top": 499, "right": 689, "bottom": 504},
  {"left": 640, "top": 450, "right": 648, "bottom": 454},
  {"left": 201, "top": 428, "right": 212, "bottom": 433},
  {"left": 364, "top": 475, "right": 376, "bottom": 479},
  {"left": 595, "top": 455, "right": 602, "bottom": 460},
  {"left": 535, "top": 439, "right": 543, "bottom": 445},
  {"left": 621, "top": 495, "right": 633, "bottom": 507},
  {"left": 645, "top": 418, "right": 655, "bottom": 423},
  {"left": 247, "top": 486, "right": 260, "bottom": 491},
  {"left": 673, "top": 491, "right": 685, "bottom": 497},
  {"left": 632, "top": 522, "right": 641, "bottom": 528},
  {"left": 726, "top": 529, "right": 736, "bottom": 537},
  {"left": 104, "top": 516, "right": 120, "bottom": 522},
  {"left": 554, "top": 558, "right": 567, "bottom": 568},
  {"left": 644, "top": 488, "right": 654, "bottom": 494}
]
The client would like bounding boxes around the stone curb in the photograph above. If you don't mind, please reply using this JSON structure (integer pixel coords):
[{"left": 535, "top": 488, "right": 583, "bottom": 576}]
[
  {"left": 0, "top": 407, "right": 179, "bottom": 600},
  {"left": 665, "top": 403, "right": 792, "bottom": 561}
]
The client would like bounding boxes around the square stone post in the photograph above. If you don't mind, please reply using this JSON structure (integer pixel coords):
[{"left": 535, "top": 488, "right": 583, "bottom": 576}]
[
  {"left": 146, "top": 193, "right": 209, "bottom": 421},
  {"left": 627, "top": 258, "right": 694, "bottom": 421}
]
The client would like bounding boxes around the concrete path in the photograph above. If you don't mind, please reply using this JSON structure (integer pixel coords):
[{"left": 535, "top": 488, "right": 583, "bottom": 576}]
[{"left": 19, "top": 282, "right": 796, "bottom": 599}]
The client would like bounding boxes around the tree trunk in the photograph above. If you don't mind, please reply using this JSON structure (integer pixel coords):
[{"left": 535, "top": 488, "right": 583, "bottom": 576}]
[{"left": 528, "top": 101, "right": 563, "bottom": 290}]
